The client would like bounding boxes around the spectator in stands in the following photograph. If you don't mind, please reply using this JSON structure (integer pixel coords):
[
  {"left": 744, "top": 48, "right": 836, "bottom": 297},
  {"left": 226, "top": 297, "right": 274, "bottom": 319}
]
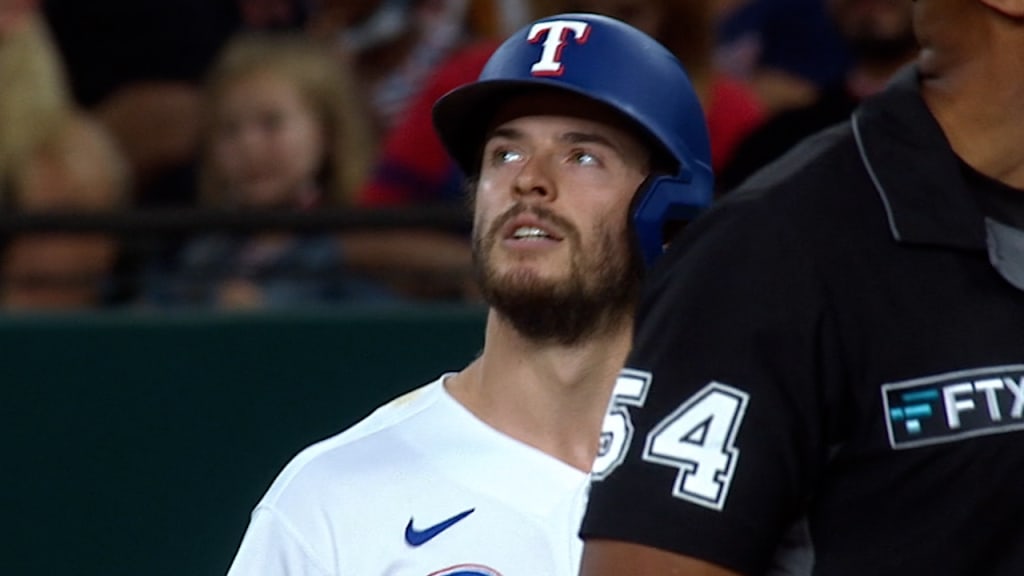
[
  {"left": 309, "top": 0, "right": 470, "bottom": 139},
  {"left": 567, "top": 0, "right": 766, "bottom": 174},
  {"left": 356, "top": 0, "right": 554, "bottom": 208},
  {"left": 42, "top": 0, "right": 239, "bottom": 209},
  {"left": 145, "top": 32, "right": 392, "bottom": 309},
  {"left": 320, "top": 0, "right": 559, "bottom": 300},
  {"left": 715, "top": 0, "right": 852, "bottom": 115},
  {"left": 0, "top": 2, "right": 131, "bottom": 310},
  {"left": 308, "top": 0, "right": 538, "bottom": 135},
  {"left": 44, "top": 0, "right": 317, "bottom": 212},
  {"left": 719, "top": 0, "right": 917, "bottom": 192}
]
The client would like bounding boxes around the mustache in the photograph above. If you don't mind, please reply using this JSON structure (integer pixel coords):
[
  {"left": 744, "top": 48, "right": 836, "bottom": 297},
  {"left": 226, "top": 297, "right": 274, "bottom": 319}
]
[{"left": 486, "top": 203, "right": 578, "bottom": 242}]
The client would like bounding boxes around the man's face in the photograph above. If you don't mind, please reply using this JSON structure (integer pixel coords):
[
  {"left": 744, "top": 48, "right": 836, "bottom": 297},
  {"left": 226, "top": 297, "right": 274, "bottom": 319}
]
[
  {"left": 829, "top": 0, "right": 917, "bottom": 62},
  {"left": 470, "top": 93, "right": 649, "bottom": 344}
]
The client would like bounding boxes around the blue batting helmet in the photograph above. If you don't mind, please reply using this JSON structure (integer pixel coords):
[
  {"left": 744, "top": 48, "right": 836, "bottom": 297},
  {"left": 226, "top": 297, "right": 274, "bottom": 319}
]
[{"left": 432, "top": 12, "right": 713, "bottom": 267}]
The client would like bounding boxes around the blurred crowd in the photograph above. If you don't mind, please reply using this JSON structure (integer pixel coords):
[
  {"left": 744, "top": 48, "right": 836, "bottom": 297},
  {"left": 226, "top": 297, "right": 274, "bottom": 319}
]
[{"left": 0, "top": 0, "right": 918, "bottom": 312}]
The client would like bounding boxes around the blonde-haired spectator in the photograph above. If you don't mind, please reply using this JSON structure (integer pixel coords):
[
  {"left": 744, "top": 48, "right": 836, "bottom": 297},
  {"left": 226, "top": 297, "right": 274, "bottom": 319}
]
[
  {"left": 146, "top": 32, "right": 392, "bottom": 309},
  {"left": 199, "top": 31, "right": 375, "bottom": 208},
  {"left": 0, "top": 4, "right": 130, "bottom": 309}
]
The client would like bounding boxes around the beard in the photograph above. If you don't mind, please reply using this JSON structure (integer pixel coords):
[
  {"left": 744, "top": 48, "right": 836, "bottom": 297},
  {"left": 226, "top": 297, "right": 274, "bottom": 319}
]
[{"left": 472, "top": 203, "right": 643, "bottom": 346}]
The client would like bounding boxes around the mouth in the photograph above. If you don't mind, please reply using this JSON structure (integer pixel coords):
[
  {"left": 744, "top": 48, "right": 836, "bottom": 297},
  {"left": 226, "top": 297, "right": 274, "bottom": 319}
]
[
  {"left": 501, "top": 214, "right": 565, "bottom": 244},
  {"left": 510, "top": 225, "right": 556, "bottom": 241}
]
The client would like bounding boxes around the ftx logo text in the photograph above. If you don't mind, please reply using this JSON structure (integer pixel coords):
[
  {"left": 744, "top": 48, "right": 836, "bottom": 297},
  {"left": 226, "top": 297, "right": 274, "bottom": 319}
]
[{"left": 883, "top": 365, "right": 1024, "bottom": 449}]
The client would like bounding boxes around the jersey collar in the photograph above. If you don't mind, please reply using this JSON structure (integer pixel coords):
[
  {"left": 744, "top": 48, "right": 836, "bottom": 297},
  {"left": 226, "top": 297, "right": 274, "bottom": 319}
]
[{"left": 851, "top": 64, "right": 986, "bottom": 250}]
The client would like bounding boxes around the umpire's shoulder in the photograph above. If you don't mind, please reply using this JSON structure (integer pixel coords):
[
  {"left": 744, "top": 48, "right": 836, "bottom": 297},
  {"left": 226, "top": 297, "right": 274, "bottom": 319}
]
[
  {"left": 724, "top": 120, "right": 860, "bottom": 210},
  {"left": 646, "top": 121, "right": 867, "bottom": 288},
  {"left": 694, "top": 120, "right": 867, "bottom": 240}
]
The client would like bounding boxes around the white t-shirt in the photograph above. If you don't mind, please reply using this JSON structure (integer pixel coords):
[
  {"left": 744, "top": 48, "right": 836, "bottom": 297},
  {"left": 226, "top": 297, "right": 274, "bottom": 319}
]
[{"left": 226, "top": 374, "right": 591, "bottom": 576}]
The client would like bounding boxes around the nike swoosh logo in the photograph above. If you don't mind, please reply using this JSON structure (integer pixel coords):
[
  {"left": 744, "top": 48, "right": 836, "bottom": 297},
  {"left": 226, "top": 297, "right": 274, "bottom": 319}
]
[{"left": 404, "top": 508, "right": 475, "bottom": 547}]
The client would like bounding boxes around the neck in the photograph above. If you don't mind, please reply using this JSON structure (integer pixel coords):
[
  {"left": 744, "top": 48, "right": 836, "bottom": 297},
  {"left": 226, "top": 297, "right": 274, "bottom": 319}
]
[{"left": 446, "top": 308, "right": 633, "bottom": 472}]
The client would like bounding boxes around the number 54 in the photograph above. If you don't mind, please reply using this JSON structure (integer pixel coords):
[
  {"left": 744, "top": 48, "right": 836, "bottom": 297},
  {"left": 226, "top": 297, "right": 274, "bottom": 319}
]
[{"left": 592, "top": 370, "right": 750, "bottom": 511}]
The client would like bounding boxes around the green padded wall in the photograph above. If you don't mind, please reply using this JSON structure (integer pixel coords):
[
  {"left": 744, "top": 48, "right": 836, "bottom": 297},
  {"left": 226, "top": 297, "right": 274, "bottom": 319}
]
[{"left": 1, "top": 304, "right": 486, "bottom": 576}]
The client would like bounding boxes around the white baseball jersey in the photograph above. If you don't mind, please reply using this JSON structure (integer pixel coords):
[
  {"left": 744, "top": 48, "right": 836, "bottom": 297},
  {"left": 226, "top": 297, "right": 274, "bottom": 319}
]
[{"left": 226, "top": 374, "right": 591, "bottom": 576}]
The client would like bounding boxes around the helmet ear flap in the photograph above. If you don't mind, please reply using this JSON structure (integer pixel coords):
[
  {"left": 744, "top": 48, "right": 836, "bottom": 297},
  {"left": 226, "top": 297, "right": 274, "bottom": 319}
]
[{"left": 631, "top": 171, "right": 714, "bottom": 268}]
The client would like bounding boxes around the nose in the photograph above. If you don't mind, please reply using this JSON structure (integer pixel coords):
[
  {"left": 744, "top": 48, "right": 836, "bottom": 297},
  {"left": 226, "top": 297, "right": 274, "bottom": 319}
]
[{"left": 512, "top": 156, "right": 557, "bottom": 202}]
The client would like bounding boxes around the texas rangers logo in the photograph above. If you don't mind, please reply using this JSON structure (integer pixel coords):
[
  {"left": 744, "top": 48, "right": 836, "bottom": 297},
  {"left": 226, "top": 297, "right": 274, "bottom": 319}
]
[
  {"left": 883, "top": 365, "right": 1024, "bottom": 449},
  {"left": 526, "top": 20, "right": 591, "bottom": 76}
]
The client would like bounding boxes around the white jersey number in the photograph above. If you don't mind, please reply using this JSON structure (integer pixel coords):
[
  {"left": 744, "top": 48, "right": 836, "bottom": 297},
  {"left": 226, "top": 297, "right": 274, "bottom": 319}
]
[
  {"left": 593, "top": 369, "right": 652, "bottom": 480},
  {"left": 643, "top": 382, "right": 749, "bottom": 510}
]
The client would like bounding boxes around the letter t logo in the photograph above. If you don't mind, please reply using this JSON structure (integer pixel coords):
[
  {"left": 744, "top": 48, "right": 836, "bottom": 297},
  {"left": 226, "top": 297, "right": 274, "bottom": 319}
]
[{"left": 526, "top": 20, "right": 591, "bottom": 76}]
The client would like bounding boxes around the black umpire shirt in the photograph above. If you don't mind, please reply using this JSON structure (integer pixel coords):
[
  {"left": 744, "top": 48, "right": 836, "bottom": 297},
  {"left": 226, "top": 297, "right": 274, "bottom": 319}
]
[{"left": 581, "top": 65, "right": 1024, "bottom": 575}]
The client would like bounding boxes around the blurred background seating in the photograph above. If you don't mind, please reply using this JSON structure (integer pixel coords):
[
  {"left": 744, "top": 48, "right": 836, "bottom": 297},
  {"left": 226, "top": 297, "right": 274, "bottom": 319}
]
[{"left": 0, "top": 0, "right": 876, "bottom": 311}]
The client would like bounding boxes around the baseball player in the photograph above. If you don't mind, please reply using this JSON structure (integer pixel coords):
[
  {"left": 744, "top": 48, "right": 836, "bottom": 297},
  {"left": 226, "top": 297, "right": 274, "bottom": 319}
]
[
  {"left": 578, "top": 0, "right": 1024, "bottom": 575},
  {"left": 225, "top": 12, "right": 713, "bottom": 575}
]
